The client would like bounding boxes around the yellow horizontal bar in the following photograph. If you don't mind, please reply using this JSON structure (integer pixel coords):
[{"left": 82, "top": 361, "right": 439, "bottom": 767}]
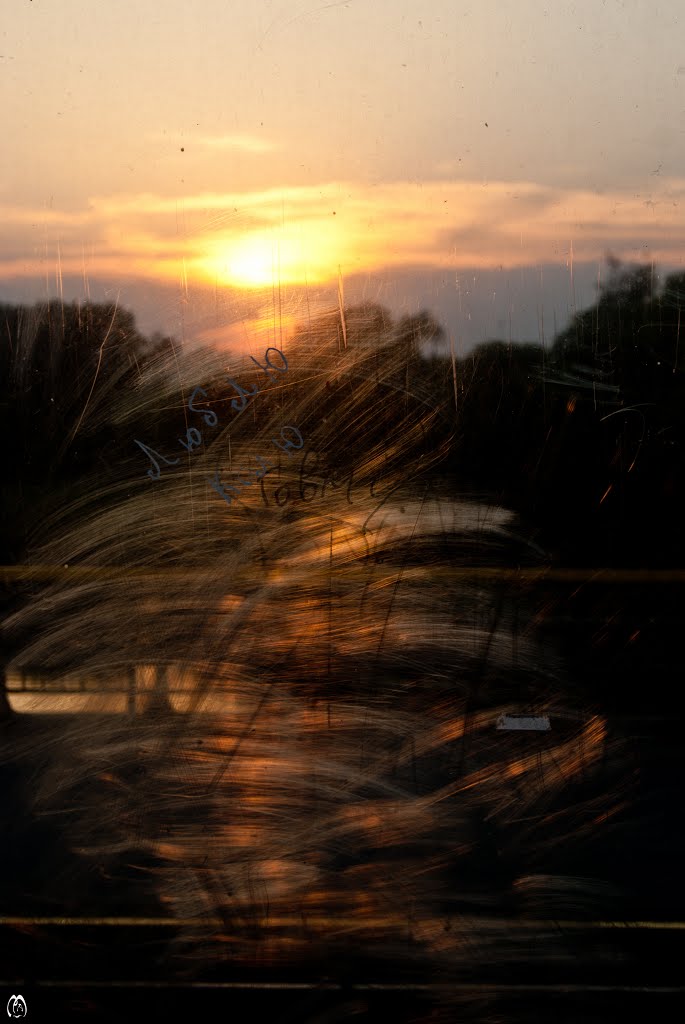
[{"left": 2, "top": 565, "right": 685, "bottom": 583}]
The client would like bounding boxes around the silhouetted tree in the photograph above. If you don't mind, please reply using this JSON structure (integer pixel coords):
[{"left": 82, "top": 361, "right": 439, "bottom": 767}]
[
  {"left": 447, "top": 260, "right": 685, "bottom": 565},
  {"left": 0, "top": 300, "right": 184, "bottom": 715}
]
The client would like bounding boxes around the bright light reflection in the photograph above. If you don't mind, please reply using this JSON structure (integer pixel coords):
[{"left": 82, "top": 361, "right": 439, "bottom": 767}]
[{"left": 195, "top": 221, "right": 343, "bottom": 289}]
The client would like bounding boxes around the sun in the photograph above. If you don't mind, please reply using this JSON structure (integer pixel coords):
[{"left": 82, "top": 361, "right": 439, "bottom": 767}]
[{"left": 200, "top": 231, "right": 320, "bottom": 290}]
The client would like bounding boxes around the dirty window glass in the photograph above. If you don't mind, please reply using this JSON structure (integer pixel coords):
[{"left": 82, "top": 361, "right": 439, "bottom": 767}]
[{"left": 1, "top": 2, "right": 682, "bottom": 1020}]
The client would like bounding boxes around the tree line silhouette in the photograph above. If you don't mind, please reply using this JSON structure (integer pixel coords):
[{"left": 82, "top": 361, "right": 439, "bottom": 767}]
[{"left": 2, "top": 258, "right": 684, "bottom": 575}]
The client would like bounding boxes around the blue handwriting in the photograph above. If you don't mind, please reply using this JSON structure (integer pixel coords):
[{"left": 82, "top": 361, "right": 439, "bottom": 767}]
[
  {"left": 134, "top": 346, "right": 289, "bottom": 481},
  {"left": 134, "top": 346, "right": 305, "bottom": 510},
  {"left": 209, "top": 426, "right": 305, "bottom": 508}
]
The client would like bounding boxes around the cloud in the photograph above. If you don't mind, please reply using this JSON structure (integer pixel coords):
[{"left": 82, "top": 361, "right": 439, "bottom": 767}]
[
  {"left": 1, "top": 177, "right": 684, "bottom": 292},
  {"left": 192, "top": 134, "right": 279, "bottom": 154}
]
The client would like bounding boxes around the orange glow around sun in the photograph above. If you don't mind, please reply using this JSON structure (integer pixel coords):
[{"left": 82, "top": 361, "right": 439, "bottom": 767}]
[{"left": 196, "top": 226, "right": 338, "bottom": 290}]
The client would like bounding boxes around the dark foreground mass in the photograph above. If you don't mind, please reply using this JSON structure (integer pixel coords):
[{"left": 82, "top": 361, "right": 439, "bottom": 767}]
[{"left": 1, "top": 300, "right": 684, "bottom": 1022}]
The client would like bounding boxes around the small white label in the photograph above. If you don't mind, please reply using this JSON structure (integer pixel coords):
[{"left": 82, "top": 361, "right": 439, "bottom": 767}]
[{"left": 497, "top": 714, "right": 551, "bottom": 732}]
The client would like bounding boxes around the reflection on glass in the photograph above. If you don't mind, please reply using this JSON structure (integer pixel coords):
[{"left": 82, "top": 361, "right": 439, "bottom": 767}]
[{"left": 1, "top": 1, "right": 681, "bottom": 1018}]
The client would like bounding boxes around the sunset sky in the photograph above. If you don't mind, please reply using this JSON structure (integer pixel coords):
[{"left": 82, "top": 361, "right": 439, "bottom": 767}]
[{"left": 2, "top": 0, "right": 684, "bottom": 353}]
